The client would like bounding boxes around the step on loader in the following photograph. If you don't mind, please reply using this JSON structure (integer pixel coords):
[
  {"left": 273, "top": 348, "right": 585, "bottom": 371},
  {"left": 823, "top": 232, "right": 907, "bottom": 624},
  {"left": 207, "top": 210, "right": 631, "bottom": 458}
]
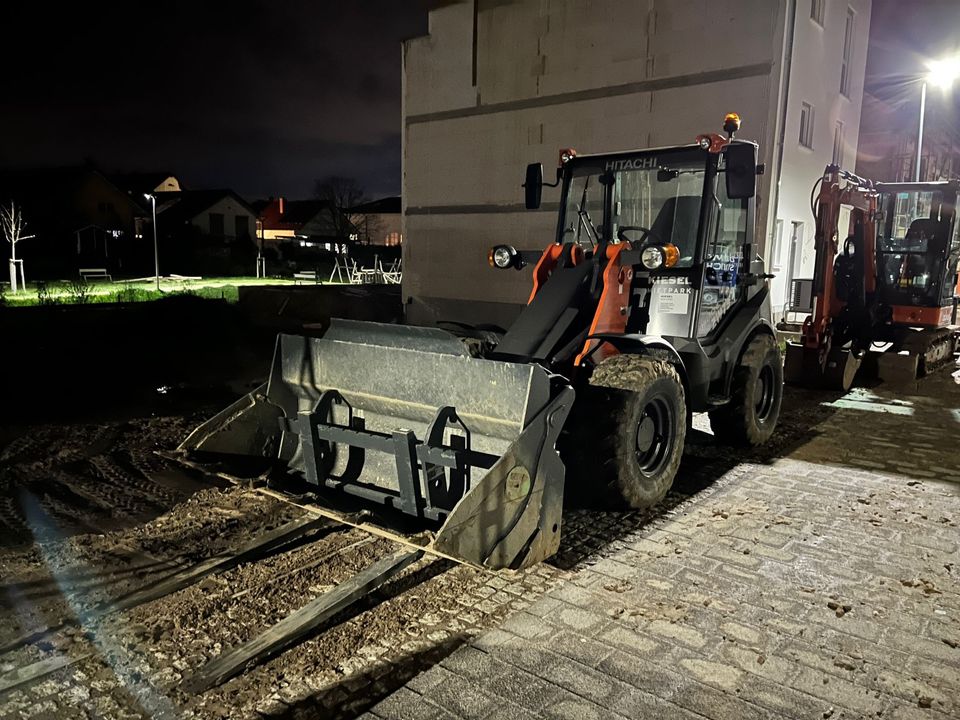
[{"left": 180, "top": 115, "right": 783, "bottom": 571}]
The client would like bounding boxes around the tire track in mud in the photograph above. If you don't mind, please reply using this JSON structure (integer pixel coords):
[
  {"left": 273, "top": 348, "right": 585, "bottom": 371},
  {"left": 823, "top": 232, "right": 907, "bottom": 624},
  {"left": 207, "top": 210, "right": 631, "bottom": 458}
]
[
  {"left": 0, "top": 482, "right": 564, "bottom": 720},
  {"left": 0, "top": 420, "right": 214, "bottom": 547}
]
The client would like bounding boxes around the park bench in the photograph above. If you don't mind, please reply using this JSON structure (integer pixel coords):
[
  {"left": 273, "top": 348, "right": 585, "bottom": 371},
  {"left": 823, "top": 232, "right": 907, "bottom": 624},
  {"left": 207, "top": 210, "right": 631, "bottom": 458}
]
[
  {"left": 79, "top": 268, "right": 112, "bottom": 281},
  {"left": 293, "top": 270, "right": 322, "bottom": 285}
]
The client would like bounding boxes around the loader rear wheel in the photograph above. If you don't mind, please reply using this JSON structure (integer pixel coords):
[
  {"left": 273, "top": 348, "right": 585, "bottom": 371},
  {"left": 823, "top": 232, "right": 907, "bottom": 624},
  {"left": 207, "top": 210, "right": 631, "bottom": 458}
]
[
  {"left": 709, "top": 333, "right": 783, "bottom": 446},
  {"left": 568, "top": 355, "right": 686, "bottom": 509}
]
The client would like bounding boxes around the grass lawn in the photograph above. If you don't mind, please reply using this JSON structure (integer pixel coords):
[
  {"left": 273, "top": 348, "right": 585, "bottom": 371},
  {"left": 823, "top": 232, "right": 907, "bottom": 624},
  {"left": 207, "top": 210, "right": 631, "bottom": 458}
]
[{"left": 0, "top": 275, "right": 338, "bottom": 307}]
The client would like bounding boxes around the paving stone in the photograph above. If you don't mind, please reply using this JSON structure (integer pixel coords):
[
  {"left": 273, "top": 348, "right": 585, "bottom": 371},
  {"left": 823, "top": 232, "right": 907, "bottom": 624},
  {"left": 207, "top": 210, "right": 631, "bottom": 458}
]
[
  {"left": 424, "top": 679, "right": 500, "bottom": 718},
  {"left": 480, "top": 704, "right": 539, "bottom": 720},
  {"left": 383, "top": 375, "right": 960, "bottom": 720},
  {"left": 544, "top": 631, "right": 616, "bottom": 668},
  {"left": 484, "top": 666, "right": 563, "bottom": 712},
  {"left": 439, "top": 646, "right": 509, "bottom": 685},
  {"left": 543, "top": 697, "right": 614, "bottom": 720},
  {"left": 595, "top": 624, "right": 660, "bottom": 656},
  {"left": 369, "top": 688, "right": 455, "bottom": 720}
]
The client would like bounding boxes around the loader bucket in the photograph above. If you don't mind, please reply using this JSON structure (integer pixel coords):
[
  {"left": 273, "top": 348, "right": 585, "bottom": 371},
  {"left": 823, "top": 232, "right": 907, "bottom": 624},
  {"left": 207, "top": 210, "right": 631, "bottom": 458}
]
[{"left": 179, "top": 320, "right": 574, "bottom": 570}]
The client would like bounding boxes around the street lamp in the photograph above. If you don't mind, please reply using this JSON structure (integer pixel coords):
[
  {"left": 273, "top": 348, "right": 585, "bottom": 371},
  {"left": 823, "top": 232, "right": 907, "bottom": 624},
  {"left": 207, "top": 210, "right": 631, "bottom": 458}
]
[
  {"left": 144, "top": 193, "right": 160, "bottom": 291},
  {"left": 915, "top": 57, "right": 960, "bottom": 181}
]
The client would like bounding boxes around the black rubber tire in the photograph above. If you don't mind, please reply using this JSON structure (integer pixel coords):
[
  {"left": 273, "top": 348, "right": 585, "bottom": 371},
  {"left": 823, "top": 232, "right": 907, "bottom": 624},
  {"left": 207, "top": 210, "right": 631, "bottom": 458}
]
[
  {"left": 709, "top": 333, "right": 783, "bottom": 446},
  {"left": 566, "top": 355, "right": 686, "bottom": 509}
]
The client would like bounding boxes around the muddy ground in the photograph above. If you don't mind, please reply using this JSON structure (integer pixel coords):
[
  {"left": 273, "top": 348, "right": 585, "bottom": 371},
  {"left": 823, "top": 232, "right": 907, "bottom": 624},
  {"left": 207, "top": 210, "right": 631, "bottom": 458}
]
[
  {"left": 0, "top": 307, "right": 956, "bottom": 720},
  {"left": 0, "top": 393, "right": 565, "bottom": 720}
]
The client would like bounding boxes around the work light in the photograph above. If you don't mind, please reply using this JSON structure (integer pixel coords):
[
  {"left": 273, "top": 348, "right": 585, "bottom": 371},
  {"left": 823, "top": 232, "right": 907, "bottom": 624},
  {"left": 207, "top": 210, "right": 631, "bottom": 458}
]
[
  {"left": 640, "top": 246, "right": 664, "bottom": 270},
  {"left": 489, "top": 245, "right": 517, "bottom": 269}
]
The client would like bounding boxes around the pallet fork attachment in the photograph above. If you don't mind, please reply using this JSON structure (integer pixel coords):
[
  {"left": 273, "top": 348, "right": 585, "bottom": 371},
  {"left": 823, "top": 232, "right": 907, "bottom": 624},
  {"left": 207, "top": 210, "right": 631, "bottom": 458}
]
[{"left": 179, "top": 320, "right": 573, "bottom": 570}]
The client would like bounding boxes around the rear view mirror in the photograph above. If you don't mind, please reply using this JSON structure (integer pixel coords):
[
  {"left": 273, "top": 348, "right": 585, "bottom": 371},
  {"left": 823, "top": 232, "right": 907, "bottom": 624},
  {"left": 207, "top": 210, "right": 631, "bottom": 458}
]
[
  {"left": 725, "top": 143, "right": 757, "bottom": 200},
  {"left": 524, "top": 162, "right": 543, "bottom": 210}
]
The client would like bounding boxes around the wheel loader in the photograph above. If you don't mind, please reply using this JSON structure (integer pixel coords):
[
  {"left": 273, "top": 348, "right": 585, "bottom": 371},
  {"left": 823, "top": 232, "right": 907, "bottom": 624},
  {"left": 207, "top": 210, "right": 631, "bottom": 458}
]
[{"left": 180, "top": 115, "right": 782, "bottom": 571}]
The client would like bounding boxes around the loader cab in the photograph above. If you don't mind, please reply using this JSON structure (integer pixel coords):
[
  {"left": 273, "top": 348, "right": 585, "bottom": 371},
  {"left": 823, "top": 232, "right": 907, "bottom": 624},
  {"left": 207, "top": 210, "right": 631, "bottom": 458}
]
[
  {"left": 552, "top": 140, "right": 761, "bottom": 345},
  {"left": 875, "top": 182, "right": 960, "bottom": 323},
  {"left": 494, "top": 136, "right": 770, "bottom": 413}
]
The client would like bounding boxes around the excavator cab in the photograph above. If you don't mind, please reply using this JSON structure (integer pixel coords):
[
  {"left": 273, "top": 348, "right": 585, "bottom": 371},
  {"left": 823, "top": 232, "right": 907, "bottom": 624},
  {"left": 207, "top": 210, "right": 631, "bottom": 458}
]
[
  {"left": 875, "top": 182, "right": 960, "bottom": 327},
  {"left": 785, "top": 168, "right": 960, "bottom": 390}
]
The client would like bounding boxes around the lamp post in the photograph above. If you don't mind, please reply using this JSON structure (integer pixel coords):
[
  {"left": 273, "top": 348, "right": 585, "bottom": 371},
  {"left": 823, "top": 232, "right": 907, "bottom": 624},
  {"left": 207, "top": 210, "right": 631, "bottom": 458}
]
[
  {"left": 144, "top": 193, "right": 160, "bottom": 291},
  {"left": 916, "top": 57, "right": 960, "bottom": 182}
]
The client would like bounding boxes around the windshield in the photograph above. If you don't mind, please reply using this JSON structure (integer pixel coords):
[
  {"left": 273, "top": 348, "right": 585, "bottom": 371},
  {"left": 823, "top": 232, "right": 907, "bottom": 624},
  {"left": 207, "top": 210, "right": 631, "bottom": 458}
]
[
  {"left": 560, "top": 156, "right": 706, "bottom": 267},
  {"left": 877, "top": 190, "right": 954, "bottom": 302}
]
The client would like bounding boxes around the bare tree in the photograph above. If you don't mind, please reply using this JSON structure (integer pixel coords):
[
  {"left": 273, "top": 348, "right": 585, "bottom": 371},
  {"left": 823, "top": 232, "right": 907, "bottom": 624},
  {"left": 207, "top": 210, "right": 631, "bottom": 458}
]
[
  {"left": 1, "top": 202, "right": 34, "bottom": 292},
  {"left": 313, "top": 176, "right": 366, "bottom": 250}
]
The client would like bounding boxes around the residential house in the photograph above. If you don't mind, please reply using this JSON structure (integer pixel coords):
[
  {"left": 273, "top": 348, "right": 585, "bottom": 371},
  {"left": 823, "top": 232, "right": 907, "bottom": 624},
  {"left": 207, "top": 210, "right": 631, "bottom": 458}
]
[
  {"left": 254, "top": 197, "right": 329, "bottom": 246},
  {"left": 112, "top": 172, "right": 182, "bottom": 196},
  {"left": 0, "top": 166, "right": 149, "bottom": 278},
  {"left": 154, "top": 189, "right": 258, "bottom": 274},
  {"left": 351, "top": 197, "right": 402, "bottom": 246}
]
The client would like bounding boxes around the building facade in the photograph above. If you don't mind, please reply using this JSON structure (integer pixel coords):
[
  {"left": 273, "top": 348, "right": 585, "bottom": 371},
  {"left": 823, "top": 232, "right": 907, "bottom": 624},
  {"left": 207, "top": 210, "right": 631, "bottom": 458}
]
[
  {"left": 351, "top": 197, "right": 403, "bottom": 246},
  {"left": 402, "top": 0, "right": 871, "bottom": 325}
]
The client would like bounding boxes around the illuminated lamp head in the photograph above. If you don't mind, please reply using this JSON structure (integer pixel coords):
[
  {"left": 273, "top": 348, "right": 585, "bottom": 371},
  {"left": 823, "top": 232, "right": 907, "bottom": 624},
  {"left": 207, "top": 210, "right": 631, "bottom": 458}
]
[
  {"left": 723, "top": 113, "right": 741, "bottom": 138},
  {"left": 559, "top": 148, "right": 578, "bottom": 166}
]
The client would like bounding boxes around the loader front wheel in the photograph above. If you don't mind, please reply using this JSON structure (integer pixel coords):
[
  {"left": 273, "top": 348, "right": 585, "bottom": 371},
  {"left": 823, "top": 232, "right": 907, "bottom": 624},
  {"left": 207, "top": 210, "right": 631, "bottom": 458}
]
[
  {"left": 709, "top": 333, "right": 783, "bottom": 446},
  {"left": 569, "top": 356, "right": 686, "bottom": 509}
]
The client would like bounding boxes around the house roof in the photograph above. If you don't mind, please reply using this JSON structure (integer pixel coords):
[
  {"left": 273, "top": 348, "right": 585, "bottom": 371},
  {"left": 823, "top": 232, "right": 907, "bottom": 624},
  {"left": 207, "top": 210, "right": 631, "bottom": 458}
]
[
  {"left": 351, "top": 196, "right": 401, "bottom": 215},
  {"left": 111, "top": 172, "right": 180, "bottom": 197},
  {"left": 256, "top": 198, "right": 331, "bottom": 230},
  {"left": 0, "top": 166, "right": 147, "bottom": 232},
  {"left": 155, "top": 189, "right": 256, "bottom": 225}
]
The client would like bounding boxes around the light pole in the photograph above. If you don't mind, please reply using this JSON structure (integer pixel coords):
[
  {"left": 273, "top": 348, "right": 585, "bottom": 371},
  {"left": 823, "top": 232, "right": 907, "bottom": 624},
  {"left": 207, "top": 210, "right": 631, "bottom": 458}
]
[
  {"left": 916, "top": 57, "right": 960, "bottom": 182},
  {"left": 144, "top": 193, "right": 160, "bottom": 291}
]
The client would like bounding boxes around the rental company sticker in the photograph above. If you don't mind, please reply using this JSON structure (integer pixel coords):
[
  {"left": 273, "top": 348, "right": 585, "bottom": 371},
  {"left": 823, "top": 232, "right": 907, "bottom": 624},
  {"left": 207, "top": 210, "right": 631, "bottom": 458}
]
[{"left": 657, "top": 288, "right": 690, "bottom": 314}]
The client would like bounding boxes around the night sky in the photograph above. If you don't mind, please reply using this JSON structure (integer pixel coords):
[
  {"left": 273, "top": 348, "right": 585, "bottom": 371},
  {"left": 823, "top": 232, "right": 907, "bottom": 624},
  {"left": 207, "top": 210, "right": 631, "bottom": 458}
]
[
  {"left": 0, "top": 1, "right": 429, "bottom": 200},
  {"left": 1, "top": 1, "right": 957, "bottom": 201},
  {"left": 863, "top": 0, "right": 960, "bottom": 131}
]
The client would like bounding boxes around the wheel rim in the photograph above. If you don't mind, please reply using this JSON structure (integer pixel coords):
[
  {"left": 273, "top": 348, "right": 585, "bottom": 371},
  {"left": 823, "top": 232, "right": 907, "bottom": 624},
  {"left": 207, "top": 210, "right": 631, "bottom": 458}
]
[
  {"left": 634, "top": 395, "right": 674, "bottom": 477},
  {"left": 755, "top": 364, "right": 776, "bottom": 423}
]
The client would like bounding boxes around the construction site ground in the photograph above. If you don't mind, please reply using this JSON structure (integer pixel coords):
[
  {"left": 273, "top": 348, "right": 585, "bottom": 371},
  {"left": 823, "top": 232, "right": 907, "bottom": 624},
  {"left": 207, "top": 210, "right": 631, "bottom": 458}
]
[{"left": 1, "top": 359, "right": 959, "bottom": 719}]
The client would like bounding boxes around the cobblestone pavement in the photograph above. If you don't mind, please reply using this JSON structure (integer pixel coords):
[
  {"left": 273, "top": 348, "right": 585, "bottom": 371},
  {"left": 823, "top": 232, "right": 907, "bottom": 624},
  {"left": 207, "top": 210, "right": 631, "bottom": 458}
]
[{"left": 366, "top": 369, "right": 960, "bottom": 720}]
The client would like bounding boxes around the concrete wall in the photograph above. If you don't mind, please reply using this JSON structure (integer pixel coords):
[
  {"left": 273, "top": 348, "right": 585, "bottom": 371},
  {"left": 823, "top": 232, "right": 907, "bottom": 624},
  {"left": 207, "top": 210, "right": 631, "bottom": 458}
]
[
  {"left": 402, "top": 0, "right": 870, "bottom": 325},
  {"left": 768, "top": 0, "right": 872, "bottom": 314}
]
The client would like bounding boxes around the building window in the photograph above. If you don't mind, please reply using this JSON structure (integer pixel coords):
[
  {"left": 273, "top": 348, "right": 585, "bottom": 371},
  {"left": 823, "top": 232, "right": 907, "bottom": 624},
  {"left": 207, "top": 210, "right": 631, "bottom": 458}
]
[
  {"left": 799, "top": 102, "right": 815, "bottom": 149},
  {"left": 209, "top": 212, "right": 225, "bottom": 237},
  {"left": 811, "top": 0, "right": 825, "bottom": 25},
  {"left": 235, "top": 215, "right": 249, "bottom": 239},
  {"left": 840, "top": 7, "right": 855, "bottom": 97},
  {"left": 772, "top": 219, "right": 785, "bottom": 272},
  {"left": 832, "top": 121, "right": 845, "bottom": 166}
]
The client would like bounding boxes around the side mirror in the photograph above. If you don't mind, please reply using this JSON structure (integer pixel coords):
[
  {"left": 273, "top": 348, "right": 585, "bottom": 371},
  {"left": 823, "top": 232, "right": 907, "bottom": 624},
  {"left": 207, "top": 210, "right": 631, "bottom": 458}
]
[
  {"left": 524, "top": 162, "right": 543, "bottom": 210},
  {"left": 725, "top": 143, "right": 757, "bottom": 200}
]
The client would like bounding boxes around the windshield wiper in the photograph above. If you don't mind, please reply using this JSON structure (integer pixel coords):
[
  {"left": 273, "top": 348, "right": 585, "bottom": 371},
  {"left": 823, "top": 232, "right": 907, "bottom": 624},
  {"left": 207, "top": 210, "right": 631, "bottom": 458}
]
[{"left": 575, "top": 177, "right": 600, "bottom": 248}]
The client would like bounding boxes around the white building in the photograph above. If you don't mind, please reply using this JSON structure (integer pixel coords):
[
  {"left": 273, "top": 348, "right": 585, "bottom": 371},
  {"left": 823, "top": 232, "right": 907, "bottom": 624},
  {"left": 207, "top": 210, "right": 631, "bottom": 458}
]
[{"left": 402, "top": 0, "right": 871, "bottom": 325}]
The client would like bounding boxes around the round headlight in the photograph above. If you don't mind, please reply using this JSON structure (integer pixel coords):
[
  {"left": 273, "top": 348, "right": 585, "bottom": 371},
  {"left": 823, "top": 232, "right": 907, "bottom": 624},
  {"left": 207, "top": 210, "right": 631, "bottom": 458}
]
[
  {"left": 492, "top": 246, "right": 514, "bottom": 268},
  {"left": 640, "top": 246, "right": 664, "bottom": 270}
]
